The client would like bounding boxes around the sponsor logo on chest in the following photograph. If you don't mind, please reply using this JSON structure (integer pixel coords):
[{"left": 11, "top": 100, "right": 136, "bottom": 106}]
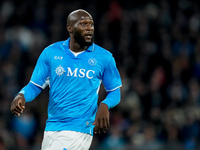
[
  {"left": 55, "top": 66, "right": 95, "bottom": 79},
  {"left": 54, "top": 57, "right": 97, "bottom": 79}
]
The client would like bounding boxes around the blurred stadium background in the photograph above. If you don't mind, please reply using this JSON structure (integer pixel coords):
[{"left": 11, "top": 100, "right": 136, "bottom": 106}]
[{"left": 1, "top": 0, "right": 200, "bottom": 149}]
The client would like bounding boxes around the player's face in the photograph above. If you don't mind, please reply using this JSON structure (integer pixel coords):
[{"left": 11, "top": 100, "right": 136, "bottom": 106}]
[{"left": 73, "top": 16, "right": 94, "bottom": 46}]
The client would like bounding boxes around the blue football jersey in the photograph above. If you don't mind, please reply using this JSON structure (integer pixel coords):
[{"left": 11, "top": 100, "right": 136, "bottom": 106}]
[{"left": 30, "top": 38, "right": 122, "bottom": 135}]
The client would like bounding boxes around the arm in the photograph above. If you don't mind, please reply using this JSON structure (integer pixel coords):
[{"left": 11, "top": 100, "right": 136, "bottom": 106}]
[
  {"left": 93, "top": 88, "right": 121, "bottom": 134},
  {"left": 11, "top": 48, "right": 50, "bottom": 116},
  {"left": 101, "top": 88, "right": 121, "bottom": 109},
  {"left": 10, "top": 81, "right": 43, "bottom": 116},
  {"left": 93, "top": 55, "right": 122, "bottom": 134}
]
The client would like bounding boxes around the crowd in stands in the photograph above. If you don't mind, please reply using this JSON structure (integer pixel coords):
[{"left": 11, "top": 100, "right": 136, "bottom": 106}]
[{"left": 1, "top": 0, "right": 200, "bottom": 149}]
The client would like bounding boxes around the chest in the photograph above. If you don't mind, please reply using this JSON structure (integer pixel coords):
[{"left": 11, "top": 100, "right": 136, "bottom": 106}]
[{"left": 49, "top": 50, "right": 103, "bottom": 80}]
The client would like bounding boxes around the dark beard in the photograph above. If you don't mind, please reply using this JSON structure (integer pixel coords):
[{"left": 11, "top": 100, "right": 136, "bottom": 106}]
[{"left": 74, "top": 32, "right": 94, "bottom": 46}]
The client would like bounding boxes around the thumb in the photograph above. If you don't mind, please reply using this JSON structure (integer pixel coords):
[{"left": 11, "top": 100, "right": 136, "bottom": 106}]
[
  {"left": 20, "top": 101, "right": 25, "bottom": 109},
  {"left": 22, "top": 105, "right": 25, "bottom": 109}
]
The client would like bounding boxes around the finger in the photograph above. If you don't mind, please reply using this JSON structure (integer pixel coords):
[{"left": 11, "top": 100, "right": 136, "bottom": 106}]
[
  {"left": 98, "top": 119, "right": 102, "bottom": 134},
  {"left": 106, "top": 117, "right": 110, "bottom": 128},
  {"left": 94, "top": 127, "right": 97, "bottom": 134},
  {"left": 105, "top": 118, "right": 110, "bottom": 133},
  {"left": 19, "top": 105, "right": 25, "bottom": 113},
  {"left": 103, "top": 118, "right": 109, "bottom": 133},
  {"left": 20, "top": 102, "right": 25, "bottom": 109},
  {"left": 103, "top": 119, "right": 107, "bottom": 133},
  {"left": 18, "top": 102, "right": 24, "bottom": 110},
  {"left": 99, "top": 118, "right": 103, "bottom": 129},
  {"left": 11, "top": 104, "right": 24, "bottom": 115},
  {"left": 12, "top": 106, "right": 22, "bottom": 114},
  {"left": 15, "top": 106, "right": 23, "bottom": 113},
  {"left": 15, "top": 113, "right": 20, "bottom": 116},
  {"left": 93, "top": 121, "right": 98, "bottom": 134},
  {"left": 11, "top": 109, "right": 20, "bottom": 116},
  {"left": 11, "top": 100, "right": 22, "bottom": 112},
  {"left": 95, "top": 119, "right": 100, "bottom": 134},
  {"left": 13, "top": 108, "right": 22, "bottom": 115},
  {"left": 94, "top": 127, "right": 98, "bottom": 134},
  {"left": 99, "top": 118, "right": 105, "bottom": 134}
]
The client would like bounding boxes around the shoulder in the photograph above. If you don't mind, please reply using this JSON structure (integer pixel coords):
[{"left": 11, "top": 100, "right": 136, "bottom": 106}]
[
  {"left": 93, "top": 44, "right": 116, "bottom": 67},
  {"left": 93, "top": 44, "right": 113, "bottom": 57},
  {"left": 45, "top": 41, "right": 65, "bottom": 50},
  {"left": 38, "top": 41, "right": 65, "bottom": 59},
  {"left": 41, "top": 41, "right": 65, "bottom": 55}
]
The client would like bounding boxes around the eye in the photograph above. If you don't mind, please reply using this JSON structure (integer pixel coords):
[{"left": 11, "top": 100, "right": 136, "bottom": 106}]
[
  {"left": 90, "top": 23, "right": 94, "bottom": 27},
  {"left": 81, "top": 23, "right": 86, "bottom": 26}
]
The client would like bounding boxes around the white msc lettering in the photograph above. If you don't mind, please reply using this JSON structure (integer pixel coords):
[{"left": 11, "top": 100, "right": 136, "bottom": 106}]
[
  {"left": 67, "top": 67, "right": 78, "bottom": 77},
  {"left": 86, "top": 70, "right": 95, "bottom": 79},
  {"left": 79, "top": 69, "right": 85, "bottom": 78},
  {"left": 67, "top": 67, "right": 95, "bottom": 79}
]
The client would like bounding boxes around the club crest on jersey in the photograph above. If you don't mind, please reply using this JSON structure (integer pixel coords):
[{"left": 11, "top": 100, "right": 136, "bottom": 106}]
[
  {"left": 88, "top": 58, "right": 97, "bottom": 66},
  {"left": 55, "top": 65, "right": 66, "bottom": 77}
]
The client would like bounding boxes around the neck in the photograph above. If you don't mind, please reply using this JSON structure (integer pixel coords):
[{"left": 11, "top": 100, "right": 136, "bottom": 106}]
[{"left": 69, "top": 38, "right": 88, "bottom": 52}]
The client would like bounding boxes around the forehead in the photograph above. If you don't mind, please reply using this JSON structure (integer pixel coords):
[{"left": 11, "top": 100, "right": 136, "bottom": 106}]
[
  {"left": 76, "top": 12, "right": 93, "bottom": 22},
  {"left": 79, "top": 16, "right": 93, "bottom": 22}
]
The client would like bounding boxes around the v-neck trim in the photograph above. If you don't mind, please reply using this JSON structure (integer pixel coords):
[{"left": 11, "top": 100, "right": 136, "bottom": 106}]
[{"left": 69, "top": 49, "right": 85, "bottom": 57}]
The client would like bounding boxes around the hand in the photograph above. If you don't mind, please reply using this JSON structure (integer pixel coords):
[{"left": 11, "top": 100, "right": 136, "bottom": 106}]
[
  {"left": 10, "top": 93, "right": 26, "bottom": 116},
  {"left": 93, "top": 103, "right": 110, "bottom": 134}
]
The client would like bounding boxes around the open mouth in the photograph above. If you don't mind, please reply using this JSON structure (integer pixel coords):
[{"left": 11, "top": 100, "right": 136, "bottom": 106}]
[{"left": 85, "top": 34, "right": 93, "bottom": 39}]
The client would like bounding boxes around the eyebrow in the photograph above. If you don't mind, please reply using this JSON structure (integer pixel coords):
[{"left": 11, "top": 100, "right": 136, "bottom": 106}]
[
  {"left": 79, "top": 19, "right": 93, "bottom": 22},
  {"left": 79, "top": 16, "right": 93, "bottom": 20}
]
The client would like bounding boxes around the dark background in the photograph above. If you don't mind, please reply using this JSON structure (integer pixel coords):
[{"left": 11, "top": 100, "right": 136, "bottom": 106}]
[{"left": 1, "top": 0, "right": 200, "bottom": 149}]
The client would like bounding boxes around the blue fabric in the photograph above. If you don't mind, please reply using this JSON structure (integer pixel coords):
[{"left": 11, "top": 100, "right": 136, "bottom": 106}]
[
  {"left": 101, "top": 88, "right": 121, "bottom": 109},
  {"left": 19, "top": 82, "right": 43, "bottom": 102},
  {"left": 21, "top": 38, "right": 122, "bottom": 135}
]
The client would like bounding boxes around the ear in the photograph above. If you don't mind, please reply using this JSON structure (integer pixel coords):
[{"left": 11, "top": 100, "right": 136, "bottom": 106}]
[{"left": 67, "top": 25, "right": 73, "bottom": 33}]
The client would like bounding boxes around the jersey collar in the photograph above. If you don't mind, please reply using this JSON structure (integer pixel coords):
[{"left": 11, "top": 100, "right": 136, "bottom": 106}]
[{"left": 63, "top": 38, "right": 95, "bottom": 52}]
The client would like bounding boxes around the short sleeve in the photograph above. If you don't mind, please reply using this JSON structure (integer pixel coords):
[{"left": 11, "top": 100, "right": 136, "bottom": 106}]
[
  {"left": 30, "top": 49, "right": 50, "bottom": 89},
  {"left": 102, "top": 56, "right": 122, "bottom": 91}
]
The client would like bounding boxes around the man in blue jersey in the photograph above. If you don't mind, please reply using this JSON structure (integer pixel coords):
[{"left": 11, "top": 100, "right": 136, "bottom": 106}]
[{"left": 10, "top": 9, "right": 122, "bottom": 150}]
